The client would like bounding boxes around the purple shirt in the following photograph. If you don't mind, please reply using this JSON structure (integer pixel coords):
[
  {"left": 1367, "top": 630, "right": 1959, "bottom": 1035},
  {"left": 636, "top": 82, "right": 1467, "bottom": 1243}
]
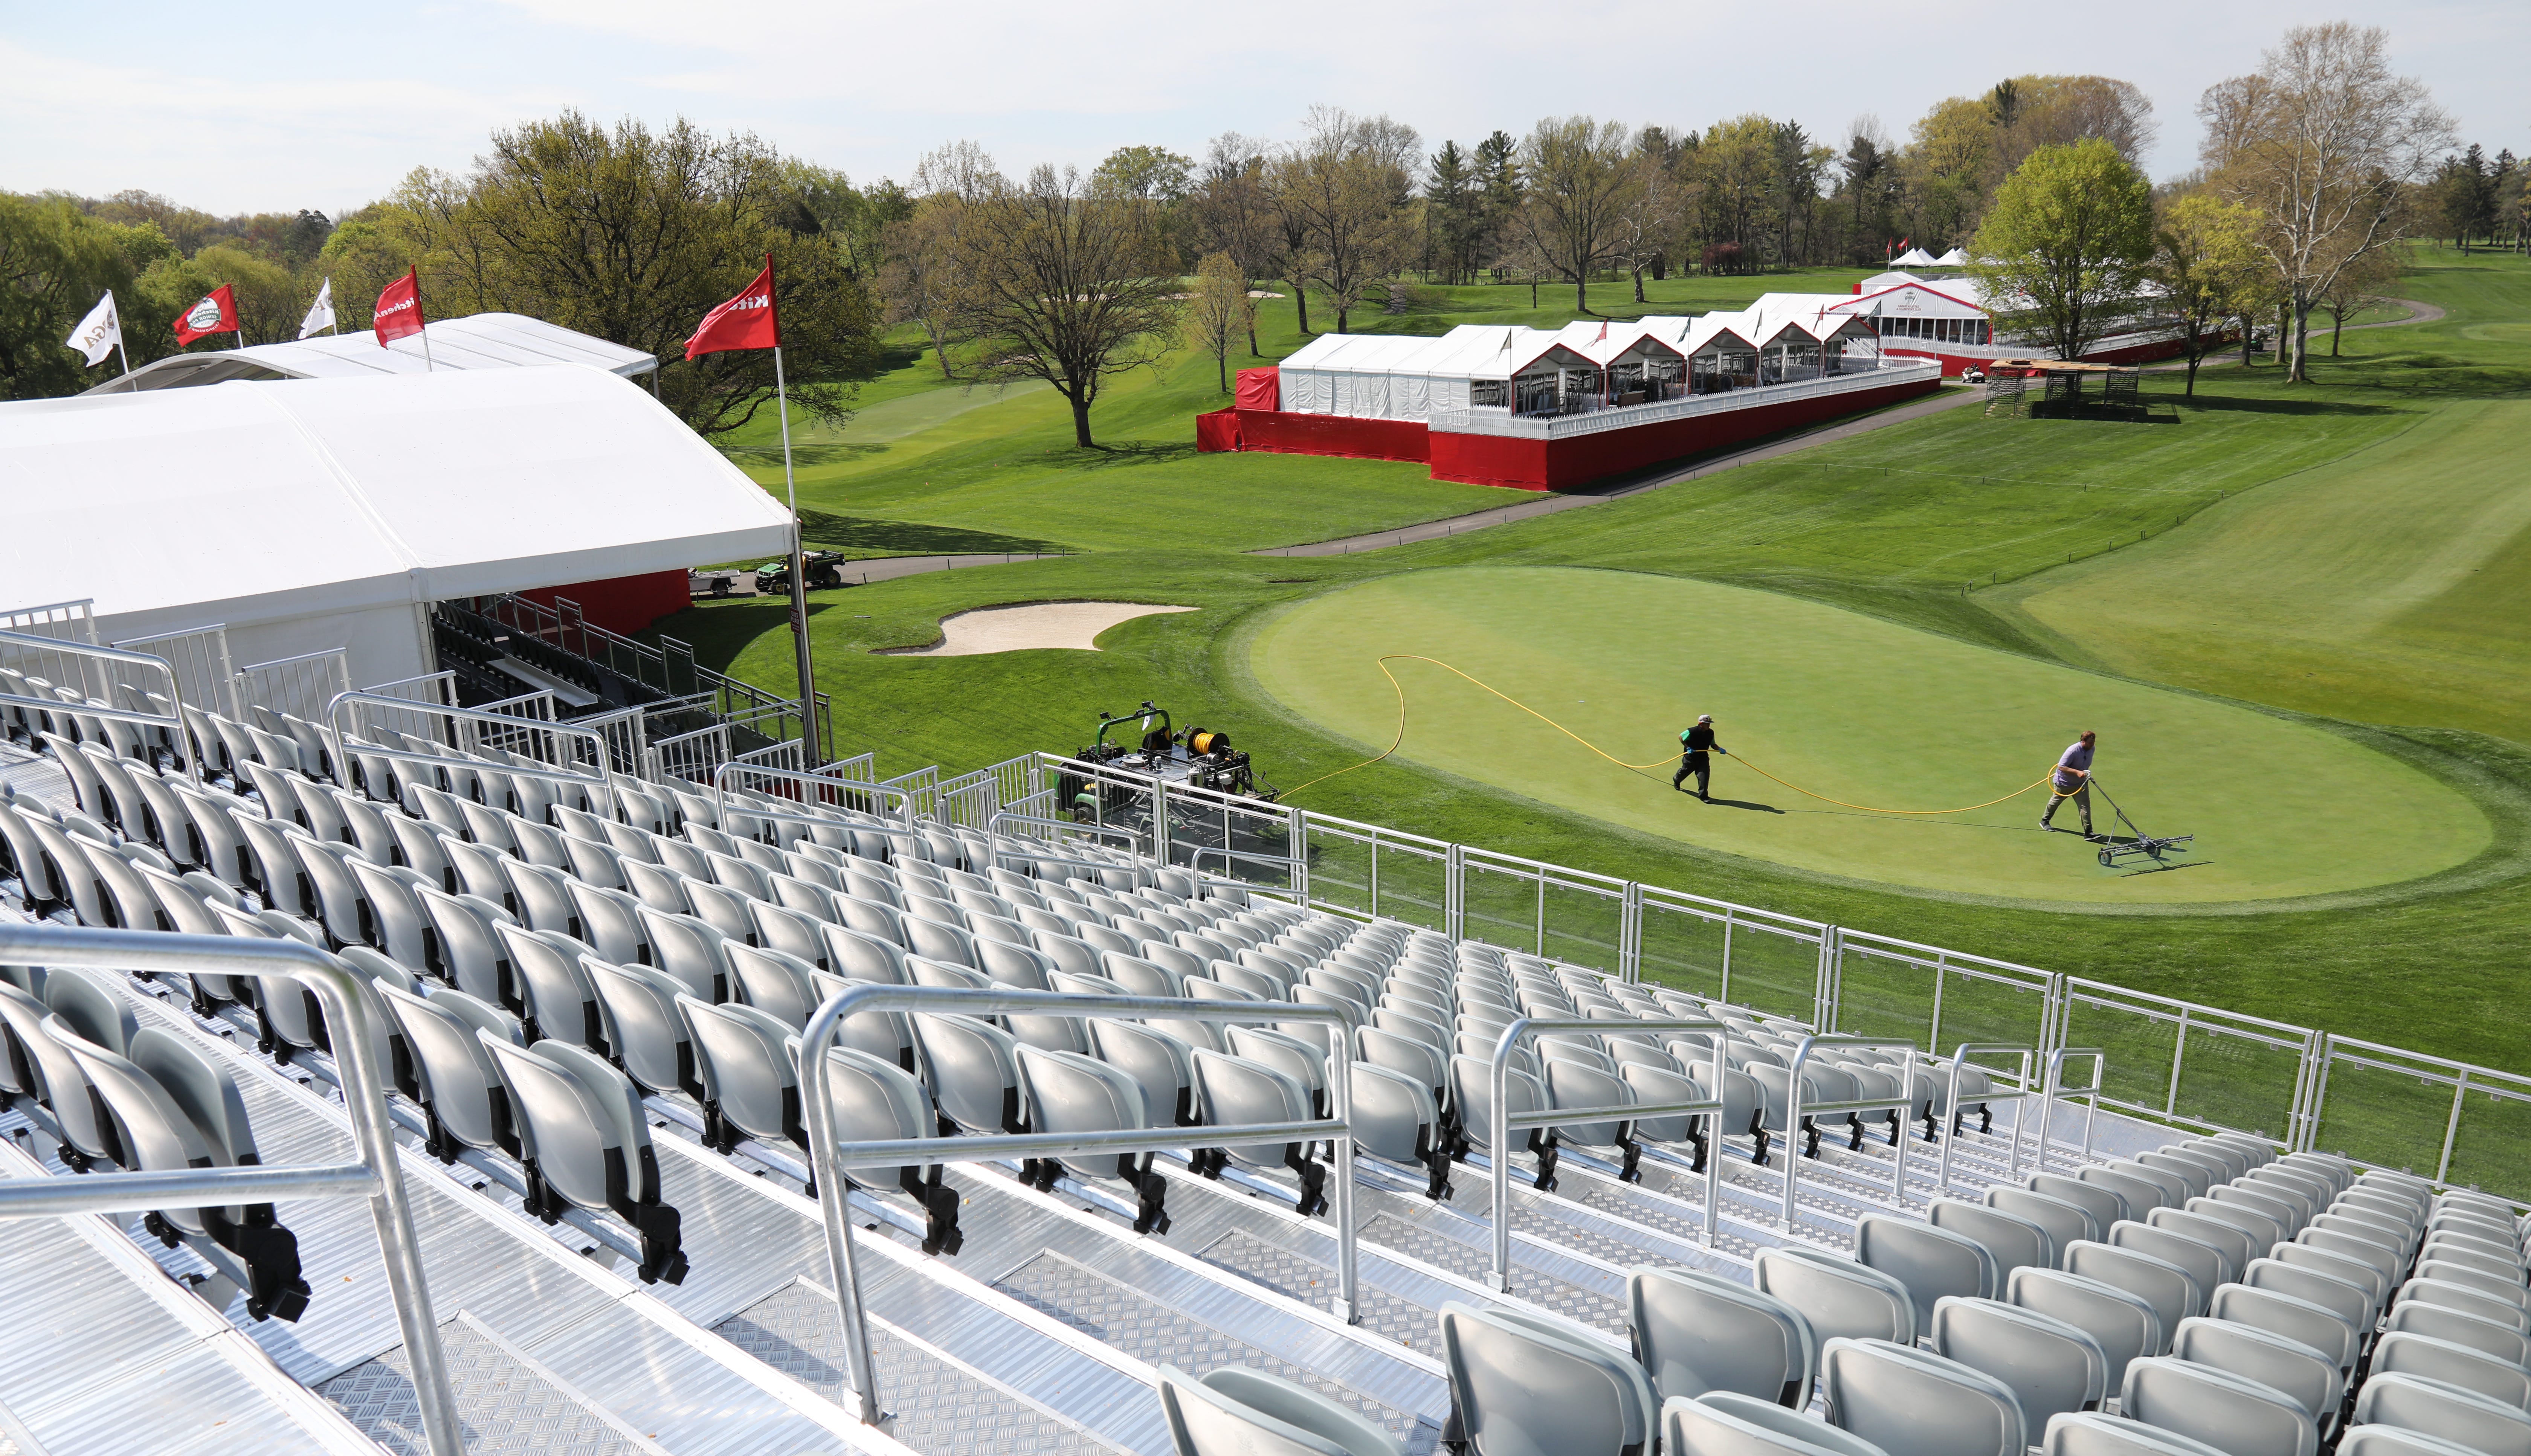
[{"left": 2055, "top": 742, "right": 2094, "bottom": 791}]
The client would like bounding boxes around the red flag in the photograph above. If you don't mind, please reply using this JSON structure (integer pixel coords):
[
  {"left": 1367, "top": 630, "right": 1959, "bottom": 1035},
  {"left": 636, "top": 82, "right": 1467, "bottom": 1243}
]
[
  {"left": 685, "top": 256, "right": 780, "bottom": 360},
  {"left": 173, "top": 284, "right": 239, "bottom": 346},
  {"left": 374, "top": 269, "right": 425, "bottom": 345}
]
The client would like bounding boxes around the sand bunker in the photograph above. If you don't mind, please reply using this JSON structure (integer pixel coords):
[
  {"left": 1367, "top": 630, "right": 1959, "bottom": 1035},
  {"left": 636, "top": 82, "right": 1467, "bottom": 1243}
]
[{"left": 879, "top": 601, "right": 1195, "bottom": 656}]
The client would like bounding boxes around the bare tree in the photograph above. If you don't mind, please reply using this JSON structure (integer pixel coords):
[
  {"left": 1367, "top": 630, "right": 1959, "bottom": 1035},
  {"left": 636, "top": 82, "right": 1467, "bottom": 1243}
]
[
  {"left": 2198, "top": 23, "right": 2455, "bottom": 381},
  {"left": 1184, "top": 251, "right": 1254, "bottom": 392},
  {"left": 1189, "top": 133, "right": 1278, "bottom": 354},
  {"left": 879, "top": 142, "right": 1000, "bottom": 379},
  {"left": 941, "top": 164, "right": 1181, "bottom": 447},
  {"left": 1610, "top": 147, "right": 1685, "bottom": 302},
  {"left": 2318, "top": 241, "right": 2403, "bottom": 354},
  {"left": 1511, "top": 117, "right": 1640, "bottom": 313},
  {"left": 1273, "top": 107, "right": 1420, "bottom": 333}
]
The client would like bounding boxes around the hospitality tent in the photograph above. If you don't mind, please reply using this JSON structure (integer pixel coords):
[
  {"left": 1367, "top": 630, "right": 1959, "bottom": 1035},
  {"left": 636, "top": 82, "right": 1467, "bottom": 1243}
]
[
  {"left": 1891, "top": 247, "right": 1940, "bottom": 267},
  {"left": 1931, "top": 248, "right": 1971, "bottom": 266},
  {"left": 85, "top": 313, "right": 658, "bottom": 395},
  {"left": 0, "top": 365, "right": 793, "bottom": 688}
]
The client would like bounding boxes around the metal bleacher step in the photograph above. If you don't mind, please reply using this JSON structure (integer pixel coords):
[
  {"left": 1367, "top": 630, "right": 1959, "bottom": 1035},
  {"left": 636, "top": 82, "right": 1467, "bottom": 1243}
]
[
  {"left": 320, "top": 1311, "right": 668, "bottom": 1456},
  {"left": 98, "top": 977, "right": 909, "bottom": 1456},
  {"left": 0, "top": 1133, "right": 388, "bottom": 1456}
]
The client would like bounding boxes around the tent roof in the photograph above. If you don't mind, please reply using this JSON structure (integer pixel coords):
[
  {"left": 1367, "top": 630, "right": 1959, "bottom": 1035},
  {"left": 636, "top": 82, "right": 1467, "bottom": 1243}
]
[
  {"left": 1891, "top": 248, "right": 1940, "bottom": 266},
  {"left": 0, "top": 365, "right": 792, "bottom": 631},
  {"left": 1931, "top": 248, "right": 1971, "bottom": 266},
  {"left": 85, "top": 312, "right": 658, "bottom": 395}
]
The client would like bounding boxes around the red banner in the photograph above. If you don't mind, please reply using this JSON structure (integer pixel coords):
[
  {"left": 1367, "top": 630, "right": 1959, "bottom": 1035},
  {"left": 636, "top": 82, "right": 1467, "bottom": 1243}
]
[
  {"left": 374, "top": 269, "right": 425, "bottom": 345},
  {"left": 172, "top": 284, "right": 238, "bottom": 346},
  {"left": 685, "top": 257, "right": 780, "bottom": 359}
]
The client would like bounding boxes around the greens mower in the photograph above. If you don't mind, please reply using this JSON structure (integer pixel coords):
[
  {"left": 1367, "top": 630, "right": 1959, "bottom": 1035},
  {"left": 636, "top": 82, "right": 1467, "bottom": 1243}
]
[{"left": 1055, "top": 702, "right": 1284, "bottom": 867}]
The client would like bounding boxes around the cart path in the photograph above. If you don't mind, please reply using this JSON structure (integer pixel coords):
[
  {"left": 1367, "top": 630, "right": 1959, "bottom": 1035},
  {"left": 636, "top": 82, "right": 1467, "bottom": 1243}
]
[{"left": 1253, "top": 297, "right": 2448, "bottom": 560}]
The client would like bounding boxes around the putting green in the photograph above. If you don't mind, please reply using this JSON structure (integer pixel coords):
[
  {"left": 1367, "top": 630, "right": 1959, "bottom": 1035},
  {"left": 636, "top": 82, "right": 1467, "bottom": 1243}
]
[{"left": 1250, "top": 566, "right": 2491, "bottom": 906}]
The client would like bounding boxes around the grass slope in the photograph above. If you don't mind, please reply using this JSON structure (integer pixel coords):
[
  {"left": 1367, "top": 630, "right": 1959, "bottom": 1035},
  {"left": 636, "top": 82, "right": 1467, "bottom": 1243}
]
[
  {"left": 1250, "top": 566, "right": 2487, "bottom": 905},
  {"left": 661, "top": 250, "right": 2531, "bottom": 1068}
]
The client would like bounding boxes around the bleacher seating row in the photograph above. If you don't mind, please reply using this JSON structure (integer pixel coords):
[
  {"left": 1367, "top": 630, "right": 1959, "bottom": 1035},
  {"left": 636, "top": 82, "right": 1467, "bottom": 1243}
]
[{"left": 5, "top": 682, "right": 2530, "bottom": 1456}]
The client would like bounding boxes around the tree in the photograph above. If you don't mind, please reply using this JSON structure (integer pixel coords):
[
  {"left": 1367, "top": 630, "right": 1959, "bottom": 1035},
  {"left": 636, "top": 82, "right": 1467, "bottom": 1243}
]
[
  {"left": 0, "top": 193, "right": 150, "bottom": 399},
  {"left": 1094, "top": 146, "right": 1193, "bottom": 204},
  {"left": 1967, "top": 138, "right": 2155, "bottom": 361},
  {"left": 1510, "top": 116, "right": 1640, "bottom": 312},
  {"left": 1184, "top": 251, "right": 1253, "bottom": 392},
  {"left": 1188, "top": 133, "right": 1278, "bottom": 354},
  {"left": 1424, "top": 140, "right": 1484, "bottom": 284},
  {"left": 383, "top": 112, "right": 882, "bottom": 436},
  {"left": 2198, "top": 23, "right": 2455, "bottom": 382},
  {"left": 1699, "top": 116, "right": 1780, "bottom": 264},
  {"left": 2318, "top": 241, "right": 2401, "bottom": 353},
  {"left": 2149, "top": 192, "right": 2267, "bottom": 395},
  {"left": 880, "top": 142, "right": 997, "bottom": 380},
  {"left": 1273, "top": 107, "right": 1419, "bottom": 333},
  {"left": 938, "top": 163, "right": 1180, "bottom": 447},
  {"left": 1610, "top": 145, "right": 1685, "bottom": 302},
  {"left": 138, "top": 243, "right": 299, "bottom": 349},
  {"left": 2434, "top": 144, "right": 2496, "bottom": 250}
]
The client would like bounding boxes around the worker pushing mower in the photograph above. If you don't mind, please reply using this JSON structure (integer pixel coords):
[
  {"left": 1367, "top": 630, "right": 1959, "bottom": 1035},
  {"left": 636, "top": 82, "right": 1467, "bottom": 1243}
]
[{"left": 2040, "top": 730, "right": 2098, "bottom": 838}]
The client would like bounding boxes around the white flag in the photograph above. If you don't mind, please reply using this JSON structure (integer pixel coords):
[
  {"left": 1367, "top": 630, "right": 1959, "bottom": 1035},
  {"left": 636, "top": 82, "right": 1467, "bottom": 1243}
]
[
  {"left": 298, "top": 277, "right": 335, "bottom": 339},
  {"left": 66, "top": 291, "right": 122, "bottom": 366}
]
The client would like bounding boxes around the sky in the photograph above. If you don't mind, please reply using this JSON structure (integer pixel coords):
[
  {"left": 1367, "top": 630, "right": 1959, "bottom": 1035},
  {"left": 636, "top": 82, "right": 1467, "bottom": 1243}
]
[{"left": 6, "top": 1, "right": 2525, "bottom": 219}]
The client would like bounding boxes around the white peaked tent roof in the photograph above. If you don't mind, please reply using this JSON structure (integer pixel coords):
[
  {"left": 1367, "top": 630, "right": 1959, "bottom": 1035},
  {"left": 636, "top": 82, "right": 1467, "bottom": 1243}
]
[
  {"left": 85, "top": 312, "right": 658, "bottom": 395},
  {"left": 0, "top": 365, "right": 792, "bottom": 633},
  {"left": 1891, "top": 248, "right": 1940, "bottom": 267},
  {"left": 1932, "top": 248, "right": 1972, "bottom": 266}
]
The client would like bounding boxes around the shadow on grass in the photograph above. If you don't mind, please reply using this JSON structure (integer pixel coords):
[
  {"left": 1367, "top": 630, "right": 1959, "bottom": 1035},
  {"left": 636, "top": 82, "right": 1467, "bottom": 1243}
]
[
  {"left": 798, "top": 510, "right": 1065, "bottom": 556},
  {"left": 1012, "top": 441, "right": 1201, "bottom": 471},
  {"left": 2178, "top": 394, "right": 2407, "bottom": 417}
]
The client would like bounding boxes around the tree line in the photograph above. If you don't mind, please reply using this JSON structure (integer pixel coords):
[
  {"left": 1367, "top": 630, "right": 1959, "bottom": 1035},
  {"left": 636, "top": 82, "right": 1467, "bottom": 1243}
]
[{"left": 3, "top": 23, "right": 2515, "bottom": 431}]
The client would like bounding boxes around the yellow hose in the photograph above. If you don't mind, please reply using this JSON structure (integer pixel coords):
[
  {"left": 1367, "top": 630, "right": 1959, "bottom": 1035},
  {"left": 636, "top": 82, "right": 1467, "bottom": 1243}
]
[{"left": 1283, "top": 653, "right": 2076, "bottom": 816}]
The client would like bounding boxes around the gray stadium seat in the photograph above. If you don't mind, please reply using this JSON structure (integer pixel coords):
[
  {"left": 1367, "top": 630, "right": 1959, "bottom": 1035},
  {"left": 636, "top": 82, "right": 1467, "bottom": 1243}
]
[
  {"left": 2384, "top": 1297, "right": 2531, "bottom": 1366},
  {"left": 1193, "top": 1047, "right": 1325, "bottom": 1215},
  {"left": 583, "top": 958, "right": 699, "bottom": 1099},
  {"left": 1348, "top": 1061, "right": 1451, "bottom": 1200},
  {"left": 1661, "top": 1392, "right": 1888, "bottom": 1456},
  {"left": 813, "top": 1043, "right": 961, "bottom": 1256},
  {"left": 43, "top": 1017, "right": 311, "bottom": 1321},
  {"left": 2168, "top": 1316, "right": 2340, "bottom": 1434},
  {"left": 1856, "top": 1215, "right": 1998, "bottom": 1333},
  {"left": 0, "top": 972, "right": 133, "bottom": 1168},
  {"left": 2008, "top": 1267, "right": 2166, "bottom": 1384},
  {"left": 725, "top": 942, "right": 823, "bottom": 1028},
  {"left": 2065, "top": 1240, "right": 2204, "bottom": 1333},
  {"left": 478, "top": 1035, "right": 685, "bottom": 1283},
  {"left": 379, "top": 981, "right": 524, "bottom": 1161},
  {"left": 2206, "top": 1282, "right": 2360, "bottom": 1380},
  {"left": 2400, "top": 1277, "right": 2531, "bottom": 1334},
  {"left": 1756, "top": 1249, "right": 1917, "bottom": 1347},
  {"left": 2119, "top": 1355, "right": 2316, "bottom": 1456},
  {"left": 2110, "top": 1220, "right": 2234, "bottom": 1297},
  {"left": 1450, "top": 1052, "right": 1558, "bottom": 1191},
  {"left": 1929, "top": 1199, "right": 2055, "bottom": 1281},
  {"left": 1439, "top": 1301, "right": 1659, "bottom": 1456},
  {"left": 2335, "top": 1427, "right": 2504, "bottom": 1456},
  {"left": 1818, "top": 1337, "right": 2024, "bottom": 1456},
  {"left": 1991, "top": 1184, "right": 2102, "bottom": 1250},
  {"left": 2041, "top": 1412, "right": 2230, "bottom": 1455},
  {"left": 678, "top": 995, "right": 805, "bottom": 1155},
  {"left": 1157, "top": 1362, "right": 1404, "bottom": 1456},
  {"left": 1928, "top": 1296, "right": 2106, "bottom": 1431},
  {"left": 1017, "top": 1045, "right": 1169, "bottom": 1234},
  {"left": 2032, "top": 1173, "right": 2129, "bottom": 1233},
  {"left": 493, "top": 922, "right": 604, "bottom": 1050},
  {"left": 638, "top": 906, "right": 730, "bottom": 1000},
  {"left": 2370, "top": 1330, "right": 2531, "bottom": 1409},
  {"left": 2352, "top": 1372, "right": 2531, "bottom": 1456},
  {"left": 417, "top": 886, "right": 516, "bottom": 1008},
  {"left": 1629, "top": 1265, "right": 1816, "bottom": 1409}
]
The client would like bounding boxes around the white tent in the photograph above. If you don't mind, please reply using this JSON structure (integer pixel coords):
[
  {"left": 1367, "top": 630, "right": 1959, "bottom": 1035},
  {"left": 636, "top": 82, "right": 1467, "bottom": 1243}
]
[
  {"left": 0, "top": 365, "right": 793, "bottom": 688},
  {"left": 1931, "top": 248, "right": 1971, "bottom": 267},
  {"left": 1891, "top": 248, "right": 1940, "bottom": 267},
  {"left": 86, "top": 313, "right": 658, "bottom": 395}
]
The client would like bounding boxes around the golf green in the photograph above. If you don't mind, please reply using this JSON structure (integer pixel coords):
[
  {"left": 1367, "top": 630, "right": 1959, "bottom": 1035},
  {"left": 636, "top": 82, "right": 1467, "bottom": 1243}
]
[{"left": 1250, "top": 566, "right": 2491, "bottom": 906}]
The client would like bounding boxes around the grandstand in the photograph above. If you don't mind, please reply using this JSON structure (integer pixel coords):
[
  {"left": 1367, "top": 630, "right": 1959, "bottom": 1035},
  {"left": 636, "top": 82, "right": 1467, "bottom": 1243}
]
[{"left": 3, "top": 614, "right": 2527, "bottom": 1456}]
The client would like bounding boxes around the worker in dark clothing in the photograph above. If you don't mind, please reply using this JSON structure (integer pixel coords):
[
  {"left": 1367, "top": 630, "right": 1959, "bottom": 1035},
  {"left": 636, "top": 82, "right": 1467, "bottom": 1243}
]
[
  {"left": 1674, "top": 715, "right": 1725, "bottom": 800},
  {"left": 2041, "top": 730, "right": 2096, "bottom": 837}
]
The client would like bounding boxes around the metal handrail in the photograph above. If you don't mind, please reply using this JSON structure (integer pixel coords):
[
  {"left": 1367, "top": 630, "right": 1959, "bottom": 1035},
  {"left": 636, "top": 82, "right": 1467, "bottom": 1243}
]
[
  {"left": 325, "top": 691, "right": 617, "bottom": 802},
  {"left": 1489, "top": 1014, "right": 1729, "bottom": 1288},
  {"left": 798, "top": 983, "right": 1359, "bottom": 1426},
  {"left": 0, "top": 925, "right": 460, "bottom": 1456},
  {"left": 987, "top": 811, "right": 1138, "bottom": 844},
  {"left": 712, "top": 760, "right": 913, "bottom": 823},
  {"left": 1780, "top": 1034, "right": 1924, "bottom": 1228},
  {"left": 0, "top": 627, "right": 200, "bottom": 784},
  {"left": 2034, "top": 1047, "right": 2107, "bottom": 1174},
  {"left": 1936, "top": 1044, "right": 2037, "bottom": 1195}
]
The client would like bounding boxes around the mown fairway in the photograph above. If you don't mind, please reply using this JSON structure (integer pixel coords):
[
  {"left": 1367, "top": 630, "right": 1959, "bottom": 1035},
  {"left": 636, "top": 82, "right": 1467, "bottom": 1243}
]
[
  {"left": 670, "top": 250, "right": 2531, "bottom": 1066},
  {"left": 1251, "top": 566, "right": 2489, "bottom": 905}
]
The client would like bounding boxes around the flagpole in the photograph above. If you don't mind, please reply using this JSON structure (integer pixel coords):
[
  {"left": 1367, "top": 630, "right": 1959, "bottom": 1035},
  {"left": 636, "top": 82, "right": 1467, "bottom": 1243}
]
[
  {"left": 110, "top": 290, "right": 130, "bottom": 377},
  {"left": 772, "top": 343, "right": 820, "bottom": 765}
]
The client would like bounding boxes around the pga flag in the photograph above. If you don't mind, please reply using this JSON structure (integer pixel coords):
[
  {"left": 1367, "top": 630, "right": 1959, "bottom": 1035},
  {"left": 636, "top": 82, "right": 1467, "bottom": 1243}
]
[
  {"left": 374, "top": 269, "right": 425, "bottom": 345},
  {"left": 172, "top": 284, "right": 239, "bottom": 346},
  {"left": 299, "top": 277, "right": 335, "bottom": 339},
  {"left": 685, "top": 256, "right": 780, "bottom": 359},
  {"left": 65, "top": 291, "right": 122, "bottom": 366}
]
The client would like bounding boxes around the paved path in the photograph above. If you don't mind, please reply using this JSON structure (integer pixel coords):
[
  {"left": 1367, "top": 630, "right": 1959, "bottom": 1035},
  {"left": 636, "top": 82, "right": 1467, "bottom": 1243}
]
[
  {"left": 1253, "top": 298, "right": 2449, "bottom": 561},
  {"left": 1253, "top": 384, "right": 1982, "bottom": 558}
]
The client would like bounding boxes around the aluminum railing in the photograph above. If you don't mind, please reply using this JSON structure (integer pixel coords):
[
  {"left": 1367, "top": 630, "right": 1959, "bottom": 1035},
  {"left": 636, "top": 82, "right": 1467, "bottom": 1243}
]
[
  {"left": 708, "top": 761, "right": 915, "bottom": 829},
  {"left": 799, "top": 984, "right": 1361, "bottom": 1426},
  {"left": 325, "top": 691, "right": 620, "bottom": 805},
  {"left": 0, "top": 627, "right": 201, "bottom": 784},
  {"left": 0, "top": 924, "right": 460, "bottom": 1456},
  {"left": 2032, "top": 1047, "right": 2108, "bottom": 1175},
  {"left": 1487, "top": 1014, "right": 1729, "bottom": 1289},
  {"left": 1780, "top": 1035, "right": 1924, "bottom": 1227},
  {"left": 1935, "top": 1044, "right": 2038, "bottom": 1196}
]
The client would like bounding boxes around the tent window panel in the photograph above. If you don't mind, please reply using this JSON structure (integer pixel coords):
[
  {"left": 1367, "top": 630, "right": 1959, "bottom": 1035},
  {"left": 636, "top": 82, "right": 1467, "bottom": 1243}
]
[{"left": 1470, "top": 380, "right": 1509, "bottom": 409}]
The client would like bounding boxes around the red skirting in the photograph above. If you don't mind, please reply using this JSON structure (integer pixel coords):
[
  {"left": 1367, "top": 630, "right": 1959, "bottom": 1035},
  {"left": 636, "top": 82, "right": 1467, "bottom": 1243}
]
[
  {"left": 1228, "top": 409, "right": 1430, "bottom": 463},
  {"left": 1430, "top": 376, "right": 1939, "bottom": 490},
  {"left": 1195, "top": 408, "right": 1243, "bottom": 452},
  {"left": 1234, "top": 367, "right": 1281, "bottom": 412},
  {"left": 515, "top": 569, "right": 689, "bottom": 635}
]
